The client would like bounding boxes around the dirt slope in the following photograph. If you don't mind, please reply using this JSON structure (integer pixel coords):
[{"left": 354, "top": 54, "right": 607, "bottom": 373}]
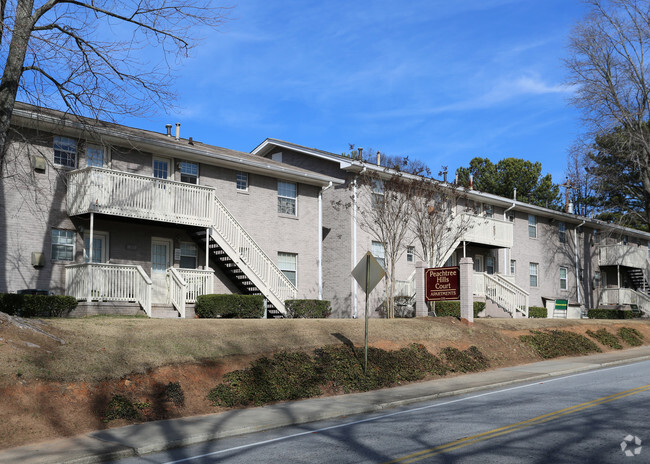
[{"left": 1, "top": 314, "right": 649, "bottom": 450}]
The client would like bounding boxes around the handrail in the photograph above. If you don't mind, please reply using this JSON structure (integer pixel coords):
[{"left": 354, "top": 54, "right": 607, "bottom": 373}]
[
  {"left": 176, "top": 268, "right": 214, "bottom": 303},
  {"left": 600, "top": 287, "right": 650, "bottom": 316},
  {"left": 483, "top": 272, "right": 529, "bottom": 317},
  {"left": 211, "top": 193, "right": 297, "bottom": 310},
  {"left": 167, "top": 267, "right": 187, "bottom": 318}
]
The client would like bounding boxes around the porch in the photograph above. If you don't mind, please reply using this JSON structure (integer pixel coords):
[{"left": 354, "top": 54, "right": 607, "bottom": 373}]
[
  {"left": 599, "top": 287, "right": 650, "bottom": 316},
  {"left": 65, "top": 263, "right": 214, "bottom": 318}
]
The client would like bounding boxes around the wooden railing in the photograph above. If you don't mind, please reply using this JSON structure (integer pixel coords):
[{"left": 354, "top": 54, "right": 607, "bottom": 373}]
[
  {"left": 476, "top": 272, "right": 529, "bottom": 318},
  {"left": 65, "top": 263, "right": 152, "bottom": 316},
  {"left": 67, "top": 167, "right": 214, "bottom": 227},
  {"left": 176, "top": 268, "right": 214, "bottom": 303},
  {"left": 211, "top": 193, "right": 297, "bottom": 310},
  {"left": 167, "top": 267, "right": 187, "bottom": 318},
  {"left": 600, "top": 288, "right": 650, "bottom": 316}
]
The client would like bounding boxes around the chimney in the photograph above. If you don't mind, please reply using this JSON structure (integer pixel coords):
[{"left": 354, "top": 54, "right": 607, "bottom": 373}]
[
  {"left": 513, "top": 188, "right": 517, "bottom": 201},
  {"left": 175, "top": 122, "right": 181, "bottom": 141},
  {"left": 357, "top": 147, "right": 363, "bottom": 160},
  {"left": 469, "top": 174, "right": 474, "bottom": 189},
  {"left": 567, "top": 202, "right": 574, "bottom": 214},
  {"left": 443, "top": 171, "right": 448, "bottom": 183},
  {"left": 376, "top": 151, "right": 381, "bottom": 166},
  {"left": 165, "top": 124, "right": 172, "bottom": 137}
]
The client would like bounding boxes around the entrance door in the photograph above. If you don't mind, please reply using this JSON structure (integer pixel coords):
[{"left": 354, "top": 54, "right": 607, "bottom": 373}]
[
  {"left": 474, "top": 255, "right": 484, "bottom": 273},
  {"left": 152, "top": 157, "right": 172, "bottom": 217},
  {"left": 84, "top": 232, "right": 108, "bottom": 263},
  {"left": 151, "top": 238, "right": 172, "bottom": 303}
]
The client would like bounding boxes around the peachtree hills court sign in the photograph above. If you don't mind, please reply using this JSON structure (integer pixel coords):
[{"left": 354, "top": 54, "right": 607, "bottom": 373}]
[{"left": 425, "top": 266, "right": 460, "bottom": 301}]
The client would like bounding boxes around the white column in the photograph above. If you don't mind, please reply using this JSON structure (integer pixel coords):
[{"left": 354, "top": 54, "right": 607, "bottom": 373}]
[
  {"left": 205, "top": 228, "right": 209, "bottom": 269},
  {"left": 460, "top": 257, "right": 474, "bottom": 323}
]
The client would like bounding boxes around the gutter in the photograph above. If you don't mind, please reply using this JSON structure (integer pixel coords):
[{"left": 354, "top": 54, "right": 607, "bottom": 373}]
[{"left": 575, "top": 220, "right": 586, "bottom": 308}]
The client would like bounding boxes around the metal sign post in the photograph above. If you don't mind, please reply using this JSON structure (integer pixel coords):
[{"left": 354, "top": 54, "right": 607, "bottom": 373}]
[{"left": 352, "top": 252, "right": 386, "bottom": 374}]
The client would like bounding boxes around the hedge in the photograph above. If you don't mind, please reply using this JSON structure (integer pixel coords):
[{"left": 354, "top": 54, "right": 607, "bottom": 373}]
[
  {"left": 528, "top": 306, "right": 547, "bottom": 318},
  {"left": 432, "top": 301, "right": 484, "bottom": 318},
  {"left": 0, "top": 293, "right": 78, "bottom": 317},
  {"left": 587, "top": 308, "right": 639, "bottom": 319},
  {"left": 285, "top": 299, "right": 332, "bottom": 318},
  {"left": 195, "top": 294, "right": 264, "bottom": 318}
]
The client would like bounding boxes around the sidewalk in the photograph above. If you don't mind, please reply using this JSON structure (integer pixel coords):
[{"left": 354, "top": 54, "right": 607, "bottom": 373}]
[{"left": 3, "top": 346, "right": 650, "bottom": 464}]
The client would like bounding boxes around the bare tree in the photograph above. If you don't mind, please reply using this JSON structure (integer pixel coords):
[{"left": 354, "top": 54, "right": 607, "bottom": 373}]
[
  {"left": 0, "top": 0, "right": 229, "bottom": 171},
  {"left": 565, "top": 0, "right": 650, "bottom": 226},
  {"left": 565, "top": 142, "right": 599, "bottom": 217}
]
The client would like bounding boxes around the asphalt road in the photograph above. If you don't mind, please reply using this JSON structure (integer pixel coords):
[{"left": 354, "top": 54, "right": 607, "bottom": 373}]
[{"left": 110, "top": 360, "right": 650, "bottom": 463}]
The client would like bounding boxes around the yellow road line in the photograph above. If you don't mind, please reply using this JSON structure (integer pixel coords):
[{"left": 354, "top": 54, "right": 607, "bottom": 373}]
[{"left": 384, "top": 384, "right": 650, "bottom": 464}]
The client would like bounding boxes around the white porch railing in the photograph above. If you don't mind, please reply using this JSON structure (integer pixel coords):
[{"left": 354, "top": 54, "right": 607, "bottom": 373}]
[
  {"left": 394, "top": 270, "right": 416, "bottom": 297},
  {"left": 65, "top": 263, "right": 152, "bottom": 316},
  {"left": 167, "top": 267, "right": 187, "bottom": 318},
  {"left": 67, "top": 167, "right": 214, "bottom": 227},
  {"left": 176, "top": 268, "right": 214, "bottom": 303},
  {"left": 599, "top": 288, "right": 650, "bottom": 316},
  {"left": 211, "top": 193, "right": 297, "bottom": 312},
  {"left": 460, "top": 214, "right": 513, "bottom": 248},
  {"left": 475, "top": 272, "right": 529, "bottom": 318}
]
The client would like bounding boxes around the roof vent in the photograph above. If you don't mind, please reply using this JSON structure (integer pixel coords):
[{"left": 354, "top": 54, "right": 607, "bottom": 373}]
[
  {"left": 165, "top": 124, "right": 172, "bottom": 137},
  {"left": 175, "top": 122, "right": 181, "bottom": 141}
]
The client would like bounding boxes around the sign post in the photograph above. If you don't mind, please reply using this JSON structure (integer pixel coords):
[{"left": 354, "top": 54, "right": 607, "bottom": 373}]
[{"left": 352, "top": 251, "right": 386, "bottom": 374}]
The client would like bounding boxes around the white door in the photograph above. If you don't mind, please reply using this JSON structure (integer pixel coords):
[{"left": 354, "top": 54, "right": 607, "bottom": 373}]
[
  {"left": 152, "top": 157, "right": 172, "bottom": 217},
  {"left": 84, "top": 232, "right": 108, "bottom": 263},
  {"left": 151, "top": 238, "right": 172, "bottom": 304}
]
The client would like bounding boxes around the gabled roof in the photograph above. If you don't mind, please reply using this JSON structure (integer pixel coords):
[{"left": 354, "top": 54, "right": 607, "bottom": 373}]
[
  {"left": 252, "top": 138, "right": 361, "bottom": 170},
  {"left": 11, "top": 103, "right": 342, "bottom": 187}
]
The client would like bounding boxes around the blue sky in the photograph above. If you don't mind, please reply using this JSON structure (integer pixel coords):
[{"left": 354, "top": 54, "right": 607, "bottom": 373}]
[{"left": 122, "top": 0, "right": 589, "bottom": 183}]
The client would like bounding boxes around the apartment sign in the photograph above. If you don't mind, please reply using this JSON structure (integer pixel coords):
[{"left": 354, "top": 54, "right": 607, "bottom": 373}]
[{"left": 425, "top": 266, "right": 460, "bottom": 301}]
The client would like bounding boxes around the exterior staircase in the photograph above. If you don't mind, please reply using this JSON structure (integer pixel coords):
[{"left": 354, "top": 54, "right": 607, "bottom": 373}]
[
  {"left": 475, "top": 272, "right": 529, "bottom": 318},
  {"left": 151, "top": 304, "right": 180, "bottom": 318},
  {"left": 627, "top": 268, "right": 649, "bottom": 295}
]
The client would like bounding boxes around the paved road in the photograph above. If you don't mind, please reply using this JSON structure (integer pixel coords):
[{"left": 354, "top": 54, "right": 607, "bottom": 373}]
[{"left": 111, "top": 360, "right": 650, "bottom": 463}]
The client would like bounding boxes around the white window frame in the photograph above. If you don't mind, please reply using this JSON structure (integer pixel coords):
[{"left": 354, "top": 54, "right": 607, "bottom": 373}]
[
  {"left": 406, "top": 246, "right": 415, "bottom": 263},
  {"left": 372, "top": 241, "right": 386, "bottom": 269},
  {"left": 52, "top": 229, "right": 75, "bottom": 261},
  {"left": 179, "top": 161, "right": 198, "bottom": 184},
  {"left": 179, "top": 242, "right": 198, "bottom": 269},
  {"left": 560, "top": 266, "right": 568, "bottom": 290},
  {"left": 528, "top": 215, "right": 537, "bottom": 238},
  {"left": 153, "top": 157, "right": 170, "bottom": 180},
  {"left": 53, "top": 136, "right": 77, "bottom": 168},
  {"left": 486, "top": 256, "right": 495, "bottom": 275},
  {"left": 83, "top": 231, "right": 109, "bottom": 263},
  {"left": 484, "top": 204, "right": 493, "bottom": 218},
  {"left": 529, "top": 262, "right": 539, "bottom": 287},
  {"left": 510, "top": 259, "right": 516, "bottom": 275},
  {"left": 236, "top": 171, "right": 249, "bottom": 191},
  {"left": 278, "top": 252, "right": 297, "bottom": 286},
  {"left": 278, "top": 181, "right": 297, "bottom": 216}
]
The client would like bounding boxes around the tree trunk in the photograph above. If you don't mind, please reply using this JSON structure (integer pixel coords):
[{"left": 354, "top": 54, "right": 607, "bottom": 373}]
[{"left": 0, "top": 0, "right": 34, "bottom": 169}]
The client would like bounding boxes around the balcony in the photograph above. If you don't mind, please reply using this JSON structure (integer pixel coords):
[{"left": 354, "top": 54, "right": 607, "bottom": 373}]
[
  {"left": 599, "top": 244, "right": 649, "bottom": 270},
  {"left": 67, "top": 167, "right": 214, "bottom": 227},
  {"left": 460, "top": 214, "right": 513, "bottom": 248}
]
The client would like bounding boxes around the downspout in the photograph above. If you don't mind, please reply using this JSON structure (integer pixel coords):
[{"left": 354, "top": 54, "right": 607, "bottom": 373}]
[
  {"left": 575, "top": 220, "right": 586, "bottom": 307},
  {"left": 353, "top": 167, "right": 366, "bottom": 318},
  {"left": 504, "top": 201, "right": 516, "bottom": 275},
  {"left": 318, "top": 182, "right": 333, "bottom": 300}
]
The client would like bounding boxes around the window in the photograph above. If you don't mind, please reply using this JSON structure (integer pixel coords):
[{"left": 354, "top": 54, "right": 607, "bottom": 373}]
[
  {"left": 529, "top": 262, "right": 539, "bottom": 287},
  {"left": 510, "top": 260, "right": 516, "bottom": 275},
  {"left": 484, "top": 204, "right": 493, "bottom": 218},
  {"left": 86, "top": 144, "right": 104, "bottom": 167},
  {"left": 153, "top": 158, "right": 169, "bottom": 179},
  {"left": 558, "top": 222, "right": 566, "bottom": 243},
  {"left": 179, "top": 242, "right": 198, "bottom": 268},
  {"left": 179, "top": 161, "right": 198, "bottom": 184},
  {"left": 486, "top": 256, "right": 495, "bottom": 275},
  {"left": 372, "top": 179, "right": 384, "bottom": 207},
  {"left": 278, "top": 181, "right": 297, "bottom": 215},
  {"left": 623, "top": 235, "right": 628, "bottom": 245},
  {"left": 593, "top": 229, "right": 600, "bottom": 244},
  {"left": 278, "top": 252, "right": 297, "bottom": 286},
  {"left": 560, "top": 267, "right": 568, "bottom": 290},
  {"left": 372, "top": 241, "right": 386, "bottom": 269},
  {"left": 528, "top": 215, "right": 537, "bottom": 238},
  {"left": 507, "top": 212, "right": 514, "bottom": 223},
  {"left": 52, "top": 229, "right": 75, "bottom": 261},
  {"left": 53, "top": 136, "right": 77, "bottom": 168},
  {"left": 407, "top": 246, "right": 415, "bottom": 263},
  {"left": 594, "top": 271, "right": 601, "bottom": 287},
  {"left": 236, "top": 172, "right": 248, "bottom": 191}
]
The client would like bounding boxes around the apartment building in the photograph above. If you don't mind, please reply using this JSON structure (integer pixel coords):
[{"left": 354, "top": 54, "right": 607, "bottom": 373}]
[
  {"left": 253, "top": 138, "right": 650, "bottom": 319},
  {"left": 0, "top": 103, "right": 341, "bottom": 317}
]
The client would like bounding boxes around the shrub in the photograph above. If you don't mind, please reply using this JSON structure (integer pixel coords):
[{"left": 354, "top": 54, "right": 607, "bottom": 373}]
[
  {"left": 440, "top": 346, "right": 489, "bottom": 373},
  {"left": 195, "top": 294, "right": 264, "bottom": 318},
  {"left": 432, "top": 301, "right": 483, "bottom": 318},
  {"left": 528, "top": 306, "right": 547, "bottom": 318},
  {"left": 618, "top": 327, "right": 644, "bottom": 346},
  {"left": 285, "top": 299, "right": 332, "bottom": 318},
  {"left": 163, "top": 381, "right": 185, "bottom": 407},
  {"left": 587, "top": 308, "right": 637, "bottom": 319},
  {"left": 520, "top": 330, "right": 602, "bottom": 359},
  {"left": 104, "top": 395, "right": 140, "bottom": 422},
  {"left": 586, "top": 329, "right": 622, "bottom": 349},
  {"left": 0, "top": 294, "right": 77, "bottom": 317}
]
